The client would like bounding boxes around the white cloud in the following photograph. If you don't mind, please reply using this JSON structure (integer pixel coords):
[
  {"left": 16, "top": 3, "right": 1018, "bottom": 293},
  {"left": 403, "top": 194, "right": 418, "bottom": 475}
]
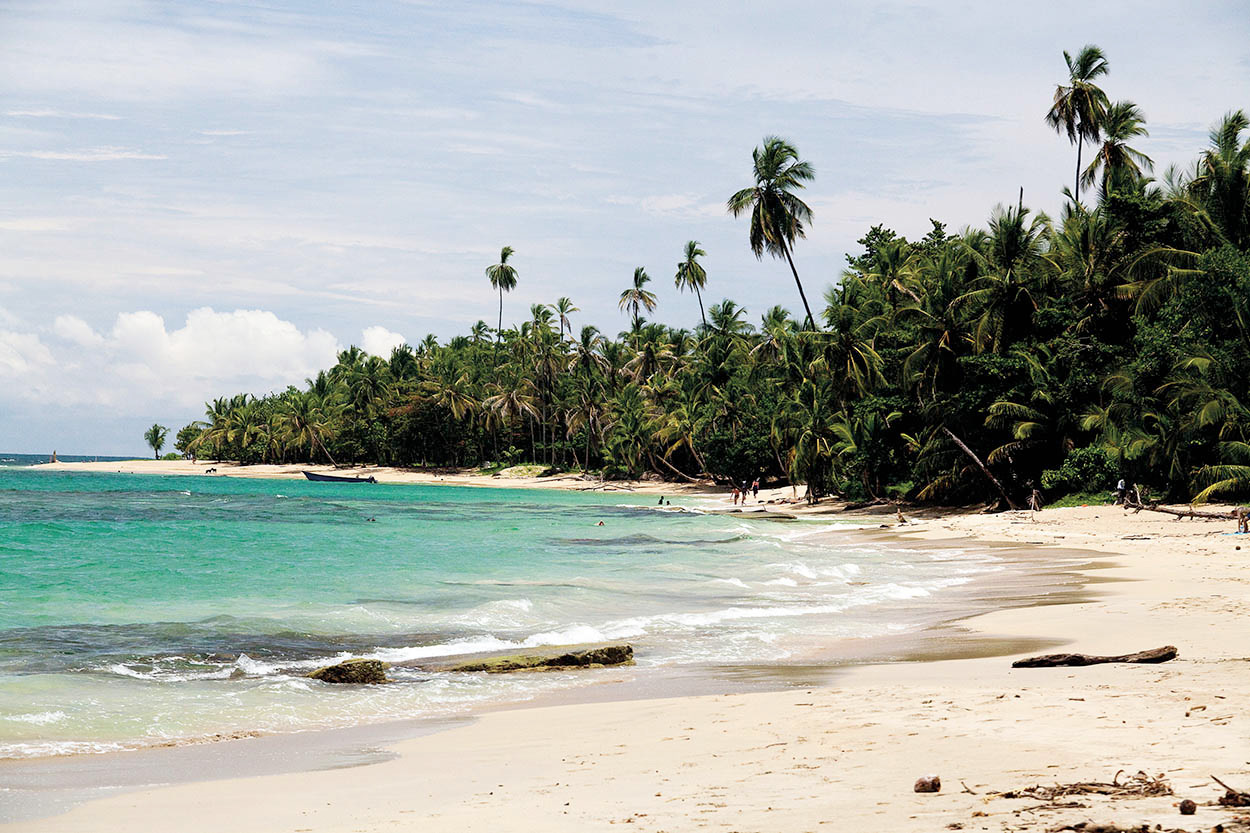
[
  {"left": 606, "top": 193, "right": 724, "bottom": 219},
  {"left": 0, "top": 11, "right": 340, "bottom": 102},
  {"left": 52, "top": 314, "right": 105, "bottom": 347},
  {"left": 360, "top": 325, "right": 406, "bottom": 357},
  {"left": 0, "top": 217, "right": 74, "bottom": 232},
  {"left": 1, "top": 308, "right": 342, "bottom": 411},
  {"left": 0, "top": 330, "right": 55, "bottom": 377},
  {"left": 0, "top": 147, "right": 166, "bottom": 161},
  {"left": 5, "top": 109, "right": 122, "bottom": 120}
]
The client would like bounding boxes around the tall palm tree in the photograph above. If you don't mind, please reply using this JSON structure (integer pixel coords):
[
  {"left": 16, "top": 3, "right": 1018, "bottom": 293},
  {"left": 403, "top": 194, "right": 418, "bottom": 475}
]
[
  {"left": 674, "top": 240, "right": 709, "bottom": 329},
  {"left": 144, "top": 423, "right": 168, "bottom": 459},
  {"left": 485, "top": 246, "right": 518, "bottom": 338},
  {"left": 554, "top": 297, "right": 578, "bottom": 340},
  {"left": 728, "top": 136, "right": 817, "bottom": 329},
  {"left": 618, "top": 267, "right": 658, "bottom": 336},
  {"left": 1081, "top": 100, "right": 1153, "bottom": 194},
  {"left": 1045, "top": 45, "right": 1110, "bottom": 198}
]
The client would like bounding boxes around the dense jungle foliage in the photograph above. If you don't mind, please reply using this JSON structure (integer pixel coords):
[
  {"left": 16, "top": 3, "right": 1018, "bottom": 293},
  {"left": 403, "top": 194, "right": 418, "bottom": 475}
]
[{"left": 177, "top": 46, "right": 1250, "bottom": 505}]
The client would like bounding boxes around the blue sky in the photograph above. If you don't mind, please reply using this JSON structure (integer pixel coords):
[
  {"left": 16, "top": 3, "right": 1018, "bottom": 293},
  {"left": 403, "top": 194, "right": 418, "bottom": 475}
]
[{"left": 1, "top": 0, "right": 1248, "bottom": 455}]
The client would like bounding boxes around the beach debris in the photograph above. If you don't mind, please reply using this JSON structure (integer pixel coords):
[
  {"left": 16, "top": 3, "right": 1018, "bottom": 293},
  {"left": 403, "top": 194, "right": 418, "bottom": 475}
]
[
  {"left": 432, "top": 645, "right": 635, "bottom": 673},
  {"left": 1124, "top": 497, "right": 1237, "bottom": 521},
  {"left": 307, "top": 658, "right": 390, "bottom": 684},
  {"left": 914, "top": 775, "right": 941, "bottom": 793},
  {"left": 1179, "top": 799, "right": 1197, "bottom": 814},
  {"left": 995, "top": 770, "right": 1173, "bottom": 801},
  {"left": 1045, "top": 820, "right": 1190, "bottom": 825},
  {"left": 1011, "top": 646, "right": 1178, "bottom": 668},
  {"left": 1213, "top": 775, "right": 1250, "bottom": 806}
]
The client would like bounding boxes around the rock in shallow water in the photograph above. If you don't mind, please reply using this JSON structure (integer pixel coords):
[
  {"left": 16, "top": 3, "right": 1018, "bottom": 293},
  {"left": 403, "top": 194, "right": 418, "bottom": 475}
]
[
  {"left": 307, "top": 658, "right": 390, "bottom": 684},
  {"left": 437, "top": 644, "right": 635, "bottom": 673}
]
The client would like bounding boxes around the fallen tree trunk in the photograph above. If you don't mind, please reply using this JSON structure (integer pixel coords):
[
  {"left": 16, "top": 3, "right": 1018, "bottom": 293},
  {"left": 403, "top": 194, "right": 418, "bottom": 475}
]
[
  {"left": 1125, "top": 498, "right": 1236, "bottom": 520},
  {"left": 1011, "top": 645, "right": 1177, "bottom": 668}
]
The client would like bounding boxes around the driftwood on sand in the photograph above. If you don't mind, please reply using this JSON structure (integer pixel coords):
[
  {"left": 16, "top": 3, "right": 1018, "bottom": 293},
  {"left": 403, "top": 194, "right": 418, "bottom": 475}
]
[
  {"left": 1124, "top": 497, "right": 1237, "bottom": 520},
  {"left": 1212, "top": 774, "right": 1250, "bottom": 806},
  {"left": 1011, "top": 645, "right": 1177, "bottom": 668},
  {"left": 994, "top": 769, "right": 1173, "bottom": 801}
]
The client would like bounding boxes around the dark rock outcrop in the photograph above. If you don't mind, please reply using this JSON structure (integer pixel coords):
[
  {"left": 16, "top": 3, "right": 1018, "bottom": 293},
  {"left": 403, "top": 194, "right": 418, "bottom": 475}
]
[
  {"left": 307, "top": 658, "right": 389, "bottom": 684},
  {"left": 439, "top": 644, "right": 635, "bottom": 673}
]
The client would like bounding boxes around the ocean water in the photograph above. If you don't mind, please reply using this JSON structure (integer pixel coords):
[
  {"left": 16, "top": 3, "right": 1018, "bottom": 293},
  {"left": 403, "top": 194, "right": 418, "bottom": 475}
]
[{"left": 0, "top": 463, "right": 1003, "bottom": 759}]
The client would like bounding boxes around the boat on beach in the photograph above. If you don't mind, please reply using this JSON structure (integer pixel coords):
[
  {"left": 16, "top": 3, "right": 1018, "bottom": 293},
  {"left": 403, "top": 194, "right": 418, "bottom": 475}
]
[{"left": 302, "top": 470, "right": 378, "bottom": 483}]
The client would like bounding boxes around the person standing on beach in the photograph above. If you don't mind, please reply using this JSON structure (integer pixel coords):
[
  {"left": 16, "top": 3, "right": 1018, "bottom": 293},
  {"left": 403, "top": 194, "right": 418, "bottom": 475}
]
[
  {"left": 751, "top": 479, "right": 759, "bottom": 499},
  {"left": 732, "top": 486, "right": 740, "bottom": 505}
]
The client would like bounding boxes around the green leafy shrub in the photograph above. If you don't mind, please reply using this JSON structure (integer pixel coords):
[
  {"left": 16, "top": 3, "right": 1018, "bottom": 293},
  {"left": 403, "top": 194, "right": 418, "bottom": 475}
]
[{"left": 1041, "top": 446, "right": 1118, "bottom": 496}]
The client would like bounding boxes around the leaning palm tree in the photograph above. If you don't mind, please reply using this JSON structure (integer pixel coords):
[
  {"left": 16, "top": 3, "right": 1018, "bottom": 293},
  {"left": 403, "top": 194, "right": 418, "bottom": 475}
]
[
  {"left": 485, "top": 246, "right": 518, "bottom": 339},
  {"left": 727, "top": 136, "right": 817, "bottom": 329},
  {"left": 674, "top": 240, "right": 709, "bottom": 329},
  {"left": 1081, "top": 100, "right": 1153, "bottom": 195},
  {"left": 618, "top": 267, "right": 658, "bottom": 336},
  {"left": 144, "top": 423, "right": 169, "bottom": 459},
  {"left": 1045, "top": 45, "right": 1110, "bottom": 198}
]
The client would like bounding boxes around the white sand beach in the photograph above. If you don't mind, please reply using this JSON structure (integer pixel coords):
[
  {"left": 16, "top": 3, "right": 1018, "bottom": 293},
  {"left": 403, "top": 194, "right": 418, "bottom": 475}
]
[{"left": 8, "top": 499, "right": 1249, "bottom": 832}]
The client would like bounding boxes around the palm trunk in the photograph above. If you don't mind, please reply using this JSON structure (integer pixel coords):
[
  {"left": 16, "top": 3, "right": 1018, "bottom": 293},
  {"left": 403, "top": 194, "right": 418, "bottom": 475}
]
[
  {"left": 651, "top": 451, "right": 699, "bottom": 483},
  {"left": 781, "top": 243, "right": 817, "bottom": 331},
  {"left": 695, "top": 286, "right": 707, "bottom": 329},
  {"left": 688, "top": 440, "right": 708, "bottom": 475},
  {"left": 940, "top": 426, "right": 1018, "bottom": 510},
  {"left": 313, "top": 432, "right": 338, "bottom": 468},
  {"left": 1074, "top": 138, "right": 1083, "bottom": 199},
  {"left": 497, "top": 288, "right": 503, "bottom": 339}
]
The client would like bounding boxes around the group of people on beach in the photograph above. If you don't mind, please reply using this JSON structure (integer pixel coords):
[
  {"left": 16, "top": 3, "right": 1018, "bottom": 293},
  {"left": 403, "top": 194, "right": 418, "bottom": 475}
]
[{"left": 731, "top": 479, "right": 760, "bottom": 505}]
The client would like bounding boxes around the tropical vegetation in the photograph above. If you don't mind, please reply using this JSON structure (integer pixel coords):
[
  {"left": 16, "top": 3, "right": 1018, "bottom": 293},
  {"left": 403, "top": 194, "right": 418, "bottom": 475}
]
[{"left": 176, "top": 47, "right": 1250, "bottom": 506}]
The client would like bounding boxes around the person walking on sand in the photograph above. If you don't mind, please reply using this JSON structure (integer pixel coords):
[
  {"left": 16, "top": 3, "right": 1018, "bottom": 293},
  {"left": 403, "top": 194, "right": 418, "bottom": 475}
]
[
  {"left": 732, "top": 486, "right": 740, "bottom": 505},
  {"left": 751, "top": 478, "right": 759, "bottom": 499}
]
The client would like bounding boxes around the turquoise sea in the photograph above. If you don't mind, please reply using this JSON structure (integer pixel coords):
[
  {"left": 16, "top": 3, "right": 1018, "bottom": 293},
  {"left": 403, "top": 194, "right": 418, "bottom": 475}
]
[{"left": 0, "top": 460, "right": 1004, "bottom": 759}]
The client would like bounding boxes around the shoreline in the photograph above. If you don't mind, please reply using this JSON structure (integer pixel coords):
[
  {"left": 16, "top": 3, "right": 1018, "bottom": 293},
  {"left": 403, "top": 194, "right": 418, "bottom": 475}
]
[
  {"left": 5, "top": 486, "right": 1248, "bottom": 830},
  {"left": 29, "top": 458, "right": 720, "bottom": 496}
]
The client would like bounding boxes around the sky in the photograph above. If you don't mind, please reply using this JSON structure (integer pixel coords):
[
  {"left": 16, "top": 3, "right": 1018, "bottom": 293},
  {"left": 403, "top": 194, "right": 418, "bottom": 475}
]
[{"left": 1, "top": 0, "right": 1248, "bottom": 455}]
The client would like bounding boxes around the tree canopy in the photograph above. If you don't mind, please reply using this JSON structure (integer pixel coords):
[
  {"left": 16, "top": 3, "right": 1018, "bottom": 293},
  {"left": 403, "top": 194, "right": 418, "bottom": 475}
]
[{"left": 180, "top": 48, "right": 1250, "bottom": 507}]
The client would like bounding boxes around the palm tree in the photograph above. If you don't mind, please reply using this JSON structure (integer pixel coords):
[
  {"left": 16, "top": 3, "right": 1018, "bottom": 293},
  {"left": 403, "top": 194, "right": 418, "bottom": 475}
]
[
  {"left": 674, "top": 240, "right": 709, "bottom": 329},
  {"left": 1081, "top": 100, "right": 1153, "bottom": 194},
  {"left": 728, "top": 136, "right": 817, "bottom": 329},
  {"left": 554, "top": 297, "right": 578, "bottom": 340},
  {"left": 1045, "top": 45, "right": 1110, "bottom": 198},
  {"left": 485, "top": 246, "right": 518, "bottom": 338},
  {"left": 144, "top": 423, "right": 169, "bottom": 459},
  {"left": 278, "top": 391, "right": 341, "bottom": 466},
  {"left": 1190, "top": 110, "right": 1250, "bottom": 248},
  {"left": 618, "top": 267, "right": 657, "bottom": 336},
  {"left": 954, "top": 203, "right": 1050, "bottom": 353}
]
